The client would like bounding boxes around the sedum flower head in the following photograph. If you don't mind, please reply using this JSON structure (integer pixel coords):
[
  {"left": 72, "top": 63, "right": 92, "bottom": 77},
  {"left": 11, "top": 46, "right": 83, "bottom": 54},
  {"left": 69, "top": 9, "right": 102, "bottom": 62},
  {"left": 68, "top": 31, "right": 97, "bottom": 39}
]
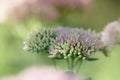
[
  {"left": 23, "top": 28, "right": 57, "bottom": 53},
  {"left": 49, "top": 27, "right": 103, "bottom": 59},
  {"left": 23, "top": 27, "right": 107, "bottom": 60},
  {"left": 23, "top": 27, "right": 109, "bottom": 72},
  {"left": 101, "top": 19, "right": 120, "bottom": 46}
]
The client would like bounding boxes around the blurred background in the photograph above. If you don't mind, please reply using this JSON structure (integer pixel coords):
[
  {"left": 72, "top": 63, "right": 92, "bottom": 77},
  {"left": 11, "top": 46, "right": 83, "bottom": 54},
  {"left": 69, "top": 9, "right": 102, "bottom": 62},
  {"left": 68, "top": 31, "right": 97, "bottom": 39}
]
[{"left": 0, "top": 0, "right": 120, "bottom": 80}]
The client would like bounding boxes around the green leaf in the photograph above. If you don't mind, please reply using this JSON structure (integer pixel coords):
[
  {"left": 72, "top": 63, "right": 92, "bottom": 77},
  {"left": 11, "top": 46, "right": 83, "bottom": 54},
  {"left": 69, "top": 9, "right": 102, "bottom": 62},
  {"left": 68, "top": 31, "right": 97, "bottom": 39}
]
[{"left": 85, "top": 57, "right": 99, "bottom": 61}]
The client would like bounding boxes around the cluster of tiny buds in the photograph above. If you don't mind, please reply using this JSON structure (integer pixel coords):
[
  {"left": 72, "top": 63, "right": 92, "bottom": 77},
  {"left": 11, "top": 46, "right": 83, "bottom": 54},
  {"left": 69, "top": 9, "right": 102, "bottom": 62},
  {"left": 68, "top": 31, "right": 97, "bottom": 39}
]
[{"left": 23, "top": 27, "right": 108, "bottom": 60}]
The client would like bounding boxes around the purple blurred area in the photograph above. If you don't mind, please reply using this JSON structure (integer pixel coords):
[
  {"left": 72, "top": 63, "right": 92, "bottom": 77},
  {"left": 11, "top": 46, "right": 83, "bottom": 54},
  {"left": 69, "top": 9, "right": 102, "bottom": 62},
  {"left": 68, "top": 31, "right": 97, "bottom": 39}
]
[
  {"left": 0, "top": 0, "right": 92, "bottom": 21},
  {"left": 1, "top": 66, "right": 85, "bottom": 80}
]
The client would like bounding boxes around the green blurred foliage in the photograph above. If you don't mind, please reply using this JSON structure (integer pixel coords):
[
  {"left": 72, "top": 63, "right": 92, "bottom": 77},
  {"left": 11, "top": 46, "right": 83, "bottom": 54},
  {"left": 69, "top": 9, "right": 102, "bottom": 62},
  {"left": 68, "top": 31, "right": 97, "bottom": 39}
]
[{"left": 0, "top": 0, "right": 120, "bottom": 80}]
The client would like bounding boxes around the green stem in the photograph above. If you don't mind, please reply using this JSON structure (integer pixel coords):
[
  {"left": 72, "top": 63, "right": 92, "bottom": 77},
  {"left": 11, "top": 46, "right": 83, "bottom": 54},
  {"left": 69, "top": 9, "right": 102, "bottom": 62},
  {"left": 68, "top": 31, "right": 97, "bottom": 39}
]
[
  {"left": 76, "top": 59, "right": 83, "bottom": 74},
  {"left": 52, "top": 59, "right": 57, "bottom": 69},
  {"left": 71, "top": 57, "right": 74, "bottom": 72},
  {"left": 66, "top": 58, "right": 71, "bottom": 70},
  {"left": 66, "top": 57, "right": 74, "bottom": 72},
  {"left": 74, "top": 57, "right": 80, "bottom": 66}
]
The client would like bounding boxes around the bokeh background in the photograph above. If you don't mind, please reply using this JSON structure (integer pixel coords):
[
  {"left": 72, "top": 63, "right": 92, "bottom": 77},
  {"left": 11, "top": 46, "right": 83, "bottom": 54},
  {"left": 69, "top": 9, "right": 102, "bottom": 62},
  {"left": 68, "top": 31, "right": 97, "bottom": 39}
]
[{"left": 0, "top": 0, "right": 120, "bottom": 80}]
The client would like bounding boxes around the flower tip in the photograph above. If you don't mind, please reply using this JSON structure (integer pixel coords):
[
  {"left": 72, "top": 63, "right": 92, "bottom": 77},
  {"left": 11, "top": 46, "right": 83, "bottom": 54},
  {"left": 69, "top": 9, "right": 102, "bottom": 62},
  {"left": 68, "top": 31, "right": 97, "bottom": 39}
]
[{"left": 23, "top": 44, "right": 29, "bottom": 51}]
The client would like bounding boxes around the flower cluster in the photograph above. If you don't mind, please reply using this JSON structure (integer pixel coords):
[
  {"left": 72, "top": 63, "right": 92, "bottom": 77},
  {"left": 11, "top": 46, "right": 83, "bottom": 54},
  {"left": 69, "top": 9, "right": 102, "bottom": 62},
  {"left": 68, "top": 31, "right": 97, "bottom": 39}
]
[
  {"left": 101, "top": 19, "right": 120, "bottom": 47},
  {"left": 23, "top": 28, "right": 57, "bottom": 53},
  {"left": 23, "top": 26, "right": 110, "bottom": 73},
  {"left": 24, "top": 27, "right": 106, "bottom": 60},
  {"left": 49, "top": 27, "right": 103, "bottom": 60}
]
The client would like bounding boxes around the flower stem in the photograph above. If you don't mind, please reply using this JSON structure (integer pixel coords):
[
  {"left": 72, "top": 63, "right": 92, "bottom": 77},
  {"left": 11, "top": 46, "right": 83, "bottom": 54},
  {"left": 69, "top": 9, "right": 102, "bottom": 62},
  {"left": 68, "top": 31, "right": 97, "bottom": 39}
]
[
  {"left": 52, "top": 59, "right": 57, "bottom": 70},
  {"left": 71, "top": 57, "right": 74, "bottom": 72},
  {"left": 76, "top": 59, "right": 83, "bottom": 74},
  {"left": 66, "top": 57, "right": 75, "bottom": 72},
  {"left": 66, "top": 58, "right": 71, "bottom": 70}
]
